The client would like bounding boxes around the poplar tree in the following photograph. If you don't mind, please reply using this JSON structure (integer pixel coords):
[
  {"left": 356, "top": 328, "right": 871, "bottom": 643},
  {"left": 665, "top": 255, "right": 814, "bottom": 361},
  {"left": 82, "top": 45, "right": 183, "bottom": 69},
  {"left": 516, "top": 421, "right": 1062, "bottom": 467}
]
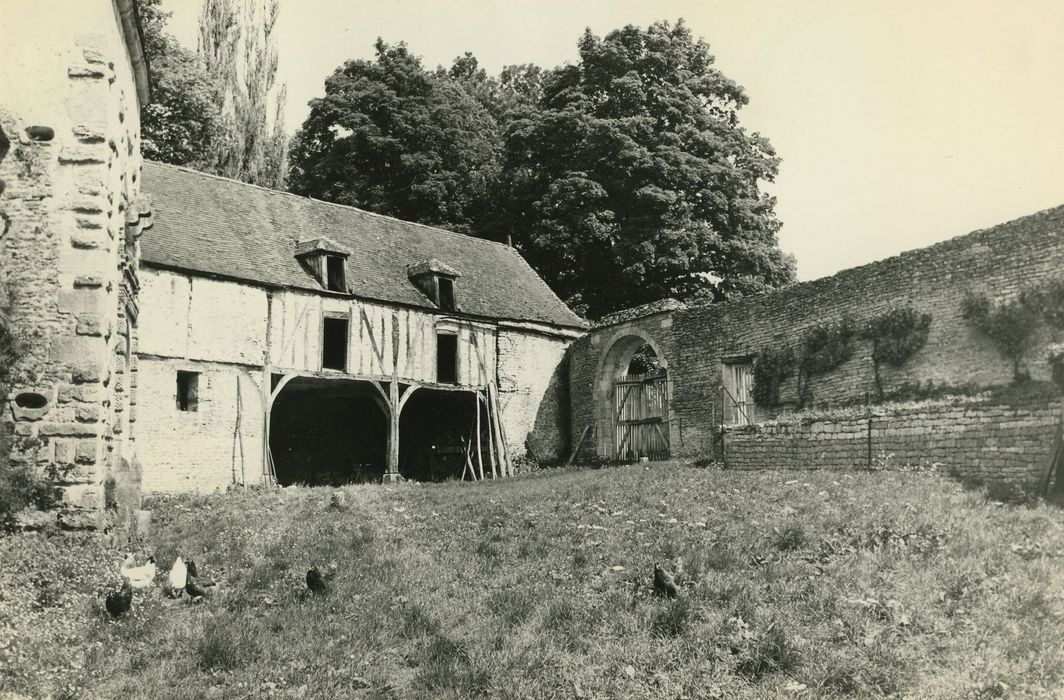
[{"left": 198, "top": 0, "right": 289, "bottom": 188}]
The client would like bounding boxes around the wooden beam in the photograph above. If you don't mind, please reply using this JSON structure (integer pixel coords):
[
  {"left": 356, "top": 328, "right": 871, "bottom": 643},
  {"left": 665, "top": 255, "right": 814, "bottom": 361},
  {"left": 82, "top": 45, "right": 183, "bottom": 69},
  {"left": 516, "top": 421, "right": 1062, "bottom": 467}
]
[
  {"left": 359, "top": 307, "right": 386, "bottom": 373},
  {"left": 566, "top": 425, "right": 591, "bottom": 467},
  {"left": 397, "top": 384, "right": 419, "bottom": 414},
  {"left": 269, "top": 373, "right": 299, "bottom": 404}
]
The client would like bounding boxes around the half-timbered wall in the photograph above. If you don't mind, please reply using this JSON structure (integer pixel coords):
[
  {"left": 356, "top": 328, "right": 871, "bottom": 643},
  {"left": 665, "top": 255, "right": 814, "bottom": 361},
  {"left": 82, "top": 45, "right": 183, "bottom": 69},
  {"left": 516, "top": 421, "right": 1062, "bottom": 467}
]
[{"left": 136, "top": 267, "right": 576, "bottom": 491}]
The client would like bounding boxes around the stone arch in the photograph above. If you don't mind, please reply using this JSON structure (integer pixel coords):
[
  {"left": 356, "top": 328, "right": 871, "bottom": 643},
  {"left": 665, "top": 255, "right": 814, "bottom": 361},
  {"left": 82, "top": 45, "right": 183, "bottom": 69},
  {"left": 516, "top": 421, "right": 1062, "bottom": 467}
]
[
  {"left": 593, "top": 327, "right": 670, "bottom": 459},
  {"left": 596, "top": 327, "right": 668, "bottom": 389}
]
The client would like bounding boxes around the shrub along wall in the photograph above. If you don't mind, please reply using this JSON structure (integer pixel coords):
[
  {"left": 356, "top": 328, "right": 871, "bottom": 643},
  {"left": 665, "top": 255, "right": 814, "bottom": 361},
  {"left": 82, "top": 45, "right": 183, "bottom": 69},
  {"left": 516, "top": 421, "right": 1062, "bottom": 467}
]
[{"left": 722, "top": 396, "right": 1059, "bottom": 490}]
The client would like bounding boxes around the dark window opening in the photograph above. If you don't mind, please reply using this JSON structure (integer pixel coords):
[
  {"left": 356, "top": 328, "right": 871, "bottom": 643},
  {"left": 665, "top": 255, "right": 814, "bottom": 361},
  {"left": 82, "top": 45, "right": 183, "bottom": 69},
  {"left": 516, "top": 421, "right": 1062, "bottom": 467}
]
[
  {"left": 25, "top": 125, "right": 54, "bottom": 142},
  {"left": 436, "top": 333, "right": 458, "bottom": 384},
  {"left": 326, "top": 255, "right": 346, "bottom": 292},
  {"left": 176, "top": 371, "right": 199, "bottom": 411},
  {"left": 437, "top": 277, "right": 456, "bottom": 311},
  {"left": 322, "top": 316, "right": 349, "bottom": 371}
]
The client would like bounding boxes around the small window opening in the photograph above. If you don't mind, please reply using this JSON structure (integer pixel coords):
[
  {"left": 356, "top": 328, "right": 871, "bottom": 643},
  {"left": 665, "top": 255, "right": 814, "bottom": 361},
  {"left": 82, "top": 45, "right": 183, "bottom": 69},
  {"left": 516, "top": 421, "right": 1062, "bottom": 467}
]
[
  {"left": 322, "top": 316, "right": 349, "bottom": 371},
  {"left": 326, "top": 255, "right": 346, "bottom": 292},
  {"left": 176, "top": 371, "right": 199, "bottom": 412},
  {"left": 436, "top": 333, "right": 458, "bottom": 384},
  {"left": 25, "top": 125, "right": 54, "bottom": 142},
  {"left": 437, "top": 277, "right": 456, "bottom": 311},
  {"left": 14, "top": 392, "right": 48, "bottom": 410}
]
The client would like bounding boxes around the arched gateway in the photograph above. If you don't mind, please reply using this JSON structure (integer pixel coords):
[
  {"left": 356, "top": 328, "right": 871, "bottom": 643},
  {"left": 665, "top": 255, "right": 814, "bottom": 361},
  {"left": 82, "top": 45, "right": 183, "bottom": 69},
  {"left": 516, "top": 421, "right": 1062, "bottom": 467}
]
[{"left": 595, "top": 329, "right": 671, "bottom": 461}]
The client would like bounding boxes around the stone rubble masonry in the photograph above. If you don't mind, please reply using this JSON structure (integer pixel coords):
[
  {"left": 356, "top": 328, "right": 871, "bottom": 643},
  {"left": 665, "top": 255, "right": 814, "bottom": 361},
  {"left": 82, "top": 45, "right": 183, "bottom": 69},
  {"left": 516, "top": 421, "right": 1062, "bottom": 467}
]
[
  {"left": 573, "top": 204, "right": 1064, "bottom": 487},
  {"left": 0, "top": 4, "right": 151, "bottom": 529},
  {"left": 722, "top": 399, "right": 1059, "bottom": 490}
]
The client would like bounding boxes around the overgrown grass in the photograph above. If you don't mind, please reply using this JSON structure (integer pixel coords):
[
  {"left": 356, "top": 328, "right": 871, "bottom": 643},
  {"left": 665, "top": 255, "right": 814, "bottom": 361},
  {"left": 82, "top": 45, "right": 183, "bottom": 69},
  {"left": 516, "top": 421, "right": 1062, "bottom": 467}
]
[{"left": 2, "top": 462, "right": 1063, "bottom": 698}]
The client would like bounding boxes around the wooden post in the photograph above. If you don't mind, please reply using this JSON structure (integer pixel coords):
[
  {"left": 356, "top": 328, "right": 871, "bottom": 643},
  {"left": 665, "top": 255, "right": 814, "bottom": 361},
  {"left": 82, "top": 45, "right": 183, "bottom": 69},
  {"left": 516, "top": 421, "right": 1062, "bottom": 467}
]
[
  {"left": 487, "top": 383, "right": 509, "bottom": 477},
  {"left": 475, "top": 389, "right": 485, "bottom": 481},
  {"left": 484, "top": 391, "right": 499, "bottom": 479},
  {"left": 385, "top": 378, "right": 400, "bottom": 481},
  {"left": 490, "top": 383, "right": 514, "bottom": 477}
]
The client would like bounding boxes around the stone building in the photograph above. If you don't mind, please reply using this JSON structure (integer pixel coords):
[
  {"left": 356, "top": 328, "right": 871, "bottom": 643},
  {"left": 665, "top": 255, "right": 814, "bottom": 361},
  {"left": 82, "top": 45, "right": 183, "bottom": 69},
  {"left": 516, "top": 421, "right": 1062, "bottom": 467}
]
[
  {"left": 0, "top": 1, "right": 152, "bottom": 527},
  {"left": 569, "top": 205, "right": 1064, "bottom": 489},
  {"left": 134, "top": 162, "right": 585, "bottom": 491}
]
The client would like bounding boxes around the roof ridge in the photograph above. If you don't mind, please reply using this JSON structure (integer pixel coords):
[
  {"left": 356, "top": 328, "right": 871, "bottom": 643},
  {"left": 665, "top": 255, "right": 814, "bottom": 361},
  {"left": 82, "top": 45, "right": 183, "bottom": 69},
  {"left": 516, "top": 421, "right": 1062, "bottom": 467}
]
[{"left": 143, "top": 160, "right": 520, "bottom": 252}]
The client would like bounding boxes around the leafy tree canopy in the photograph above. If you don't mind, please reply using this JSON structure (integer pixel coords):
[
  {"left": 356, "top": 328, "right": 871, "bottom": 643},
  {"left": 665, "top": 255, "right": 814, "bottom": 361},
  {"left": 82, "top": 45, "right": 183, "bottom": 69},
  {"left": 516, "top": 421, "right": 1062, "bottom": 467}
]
[
  {"left": 498, "top": 20, "right": 794, "bottom": 317},
  {"left": 288, "top": 41, "right": 504, "bottom": 233},
  {"left": 139, "top": 0, "right": 226, "bottom": 170}
]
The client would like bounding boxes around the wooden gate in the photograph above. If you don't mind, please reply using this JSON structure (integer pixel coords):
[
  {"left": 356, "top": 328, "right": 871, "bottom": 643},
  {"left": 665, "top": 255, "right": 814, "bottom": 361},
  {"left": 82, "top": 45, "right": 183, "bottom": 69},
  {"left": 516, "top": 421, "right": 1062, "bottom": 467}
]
[{"left": 613, "top": 372, "right": 670, "bottom": 460}]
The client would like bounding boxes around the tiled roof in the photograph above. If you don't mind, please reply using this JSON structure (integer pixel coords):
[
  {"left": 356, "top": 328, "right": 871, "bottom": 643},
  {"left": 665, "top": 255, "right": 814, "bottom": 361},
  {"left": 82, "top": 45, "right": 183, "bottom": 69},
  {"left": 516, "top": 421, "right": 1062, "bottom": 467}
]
[{"left": 139, "top": 162, "right": 587, "bottom": 329}]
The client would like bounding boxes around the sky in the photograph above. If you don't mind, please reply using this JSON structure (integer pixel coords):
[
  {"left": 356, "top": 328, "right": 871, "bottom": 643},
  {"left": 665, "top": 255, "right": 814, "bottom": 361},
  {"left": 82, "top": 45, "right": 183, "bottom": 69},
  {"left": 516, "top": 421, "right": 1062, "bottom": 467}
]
[{"left": 161, "top": 0, "right": 1064, "bottom": 282}]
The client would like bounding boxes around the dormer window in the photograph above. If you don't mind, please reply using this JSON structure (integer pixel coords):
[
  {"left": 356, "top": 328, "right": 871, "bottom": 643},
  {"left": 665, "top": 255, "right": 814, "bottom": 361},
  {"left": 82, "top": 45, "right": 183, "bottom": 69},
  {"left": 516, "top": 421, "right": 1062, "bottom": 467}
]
[
  {"left": 295, "top": 236, "right": 351, "bottom": 293},
  {"left": 325, "top": 255, "right": 346, "bottom": 292},
  {"left": 407, "top": 258, "right": 461, "bottom": 311},
  {"left": 437, "top": 277, "right": 455, "bottom": 312}
]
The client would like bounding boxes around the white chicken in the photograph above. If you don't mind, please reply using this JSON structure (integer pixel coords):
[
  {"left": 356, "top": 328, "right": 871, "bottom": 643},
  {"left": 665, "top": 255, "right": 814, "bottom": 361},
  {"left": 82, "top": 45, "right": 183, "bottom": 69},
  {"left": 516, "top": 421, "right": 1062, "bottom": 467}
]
[
  {"left": 120, "top": 554, "right": 157, "bottom": 589},
  {"left": 167, "top": 556, "right": 187, "bottom": 598}
]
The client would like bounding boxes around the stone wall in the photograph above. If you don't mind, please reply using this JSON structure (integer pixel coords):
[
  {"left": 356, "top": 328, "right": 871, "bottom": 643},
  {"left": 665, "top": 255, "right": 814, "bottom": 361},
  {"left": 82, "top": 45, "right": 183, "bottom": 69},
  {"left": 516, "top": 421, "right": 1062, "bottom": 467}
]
[
  {"left": 575, "top": 205, "right": 1064, "bottom": 478},
  {"left": 0, "top": 1, "right": 150, "bottom": 528},
  {"left": 670, "top": 205, "right": 1064, "bottom": 457},
  {"left": 137, "top": 357, "right": 265, "bottom": 493},
  {"left": 722, "top": 398, "right": 1058, "bottom": 489},
  {"left": 568, "top": 307, "right": 678, "bottom": 462},
  {"left": 496, "top": 325, "right": 577, "bottom": 463}
]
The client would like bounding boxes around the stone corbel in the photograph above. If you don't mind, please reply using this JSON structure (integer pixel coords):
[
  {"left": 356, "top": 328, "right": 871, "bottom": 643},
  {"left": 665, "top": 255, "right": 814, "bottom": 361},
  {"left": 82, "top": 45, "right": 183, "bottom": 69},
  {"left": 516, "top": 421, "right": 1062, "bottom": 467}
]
[{"left": 124, "top": 193, "right": 153, "bottom": 245}]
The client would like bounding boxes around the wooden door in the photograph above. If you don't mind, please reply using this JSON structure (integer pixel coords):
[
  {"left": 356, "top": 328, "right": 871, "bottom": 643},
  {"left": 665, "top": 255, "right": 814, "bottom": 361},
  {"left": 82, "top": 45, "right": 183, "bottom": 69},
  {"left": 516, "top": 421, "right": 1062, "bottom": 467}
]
[{"left": 613, "top": 372, "right": 670, "bottom": 461}]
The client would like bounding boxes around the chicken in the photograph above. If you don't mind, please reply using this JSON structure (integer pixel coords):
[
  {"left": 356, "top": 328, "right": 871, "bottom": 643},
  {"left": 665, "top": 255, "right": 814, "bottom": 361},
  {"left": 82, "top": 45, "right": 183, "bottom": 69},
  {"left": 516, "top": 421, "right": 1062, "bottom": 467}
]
[
  {"left": 184, "top": 559, "right": 217, "bottom": 602},
  {"left": 653, "top": 563, "right": 679, "bottom": 599},
  {"left": 105, "top": 580, "right": 133, "bottom": 617},
  {"left": 120, "top": 554, "right": 157, "bottom": 589},
  {"left": 306, "top": 566, "right": 329, "bottom": 594},
  {"left": 166, "top": 556, "right": 187, "bottom": 598}
]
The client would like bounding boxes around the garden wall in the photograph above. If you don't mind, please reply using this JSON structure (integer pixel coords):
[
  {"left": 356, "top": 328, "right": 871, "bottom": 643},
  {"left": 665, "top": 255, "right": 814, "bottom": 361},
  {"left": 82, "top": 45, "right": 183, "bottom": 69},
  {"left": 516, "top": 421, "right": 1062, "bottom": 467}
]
[
  {"left": 722, "top": 397, "right": 1059, "bottom": 490},
  {"left": 573, "top": 204, "right": 1064, "bottom": 475}
]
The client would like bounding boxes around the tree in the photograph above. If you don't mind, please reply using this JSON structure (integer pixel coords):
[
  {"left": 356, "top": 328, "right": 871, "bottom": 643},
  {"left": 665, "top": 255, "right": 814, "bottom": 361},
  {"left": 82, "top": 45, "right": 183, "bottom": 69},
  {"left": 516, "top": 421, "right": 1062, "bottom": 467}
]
[
  {"left": 288, "top": 41, "right": 502, "bottom": 232},
  {"left": 198, "top": 0, "right": 289, "bottom": 188},
  {"left": 138, "top": 0, "right": 225, "bottom": 169},
  {"left": 497, "top": 20, "right": 794, "bottom": 317}
]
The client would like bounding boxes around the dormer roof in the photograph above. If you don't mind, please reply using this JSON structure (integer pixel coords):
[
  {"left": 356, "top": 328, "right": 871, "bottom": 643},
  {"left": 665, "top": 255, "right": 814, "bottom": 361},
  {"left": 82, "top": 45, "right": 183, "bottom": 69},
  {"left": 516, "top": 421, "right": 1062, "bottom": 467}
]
[
  {"left": 407, "top": 258, "right": 461, "bottom": 279},
  {"left": 295, "top": 236, "right": 351, "bottom": 258}
]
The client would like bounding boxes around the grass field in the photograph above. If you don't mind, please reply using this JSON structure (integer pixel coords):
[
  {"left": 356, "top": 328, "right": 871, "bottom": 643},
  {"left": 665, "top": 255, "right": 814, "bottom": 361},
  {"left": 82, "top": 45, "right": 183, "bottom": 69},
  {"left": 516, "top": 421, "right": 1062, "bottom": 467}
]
[{"left": 2, "top": 461, "right": 1063, "bottom": 699}]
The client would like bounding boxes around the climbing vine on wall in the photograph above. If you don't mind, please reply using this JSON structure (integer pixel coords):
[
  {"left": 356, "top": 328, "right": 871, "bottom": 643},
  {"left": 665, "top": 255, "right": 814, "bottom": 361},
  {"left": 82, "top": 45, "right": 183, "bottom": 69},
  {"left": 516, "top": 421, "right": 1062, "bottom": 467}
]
[
  {"left": 961, "top": 291, "right": 1039, "bottom": 383},
  {"left": 796, "top": 319, "right": 856, "bottom": 406},
  {"left": 1020, "top": 279, "right": 1064, "bottom": 337},
  {"left": 861, "top": 307, "right": 932, "bottom": 400},
  {"left": 752, "top": 345, "right": 794, "bottom": 408}
]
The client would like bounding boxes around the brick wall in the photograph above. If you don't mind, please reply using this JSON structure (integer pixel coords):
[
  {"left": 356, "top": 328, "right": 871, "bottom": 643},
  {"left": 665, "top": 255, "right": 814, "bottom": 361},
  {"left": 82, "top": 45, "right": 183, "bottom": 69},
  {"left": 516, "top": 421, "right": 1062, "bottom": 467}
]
[
  {"left": 0, "top": 3, "right": 150, "bottom": 528},
  {"left": 722, "top": 398, "right": 1058, "bottom": 489},
  {"left": 574, "top": 205, "right": 1064, "bottom": 478}
]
